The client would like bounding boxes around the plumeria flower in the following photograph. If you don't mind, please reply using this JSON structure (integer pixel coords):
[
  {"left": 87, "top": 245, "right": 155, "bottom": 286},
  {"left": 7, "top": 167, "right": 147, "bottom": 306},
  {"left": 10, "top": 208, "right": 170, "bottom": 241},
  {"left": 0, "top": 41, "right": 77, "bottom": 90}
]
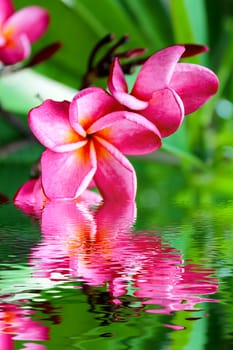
[
  {"left": 29, "top": 87, "right": 161, "bottom": 201},
  {"left": 0, "top": 0, "right": 49, "bottom": 65},
  {"left": 14, "top": 176, "right": 102, "bottom": 216},
  {"left": 14, "top": 177, "right": 45, "bottom": 216},
  {"left": 108, "top": 45, "right": 219, "bottom": 137}
]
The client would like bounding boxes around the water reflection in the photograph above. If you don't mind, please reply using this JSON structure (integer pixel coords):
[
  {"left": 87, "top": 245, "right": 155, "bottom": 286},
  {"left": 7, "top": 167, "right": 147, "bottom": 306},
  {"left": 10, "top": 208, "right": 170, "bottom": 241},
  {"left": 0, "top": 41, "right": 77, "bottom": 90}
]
[
  {"left": 0, "top": 303, "right": 48, "bottom": 350},
  {"left": 32, "top": 200, "right": 218, "bottom": 318},
  {"left": 0, "top": 198, "right": 219, "bottom": 347}
]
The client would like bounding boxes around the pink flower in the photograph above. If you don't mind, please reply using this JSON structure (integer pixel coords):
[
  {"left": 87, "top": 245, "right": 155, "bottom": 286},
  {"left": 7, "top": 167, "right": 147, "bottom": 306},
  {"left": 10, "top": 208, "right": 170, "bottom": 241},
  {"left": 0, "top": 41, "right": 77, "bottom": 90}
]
[
  {"left": 14, "top": 176, "right": 102, "bottom": 216},
  {"left": 14, "top": 177, "right": 45, "bottom": 216},
  {"left": 29, "top": 87, "right": 161, "bottom": 201},
  {"left": 108, "top": 45, "right": 219, "bottom": 137},
  {"left": 0, "top": 0, "right": 49, "bottom": 65}
]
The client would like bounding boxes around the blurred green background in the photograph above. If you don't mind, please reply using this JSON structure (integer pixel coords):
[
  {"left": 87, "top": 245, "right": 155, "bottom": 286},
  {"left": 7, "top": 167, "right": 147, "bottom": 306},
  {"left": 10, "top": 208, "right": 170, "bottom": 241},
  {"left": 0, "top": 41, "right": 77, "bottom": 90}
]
[{"left": 0, "top": 0, "right": 232, "bottom": 203}]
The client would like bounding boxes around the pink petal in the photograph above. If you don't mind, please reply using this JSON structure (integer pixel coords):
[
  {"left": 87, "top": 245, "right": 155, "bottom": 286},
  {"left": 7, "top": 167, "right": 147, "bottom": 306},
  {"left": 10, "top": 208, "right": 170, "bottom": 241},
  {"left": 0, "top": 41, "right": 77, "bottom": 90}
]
[
  {"left": 13, "top": 178, "right": 45, "bottom": 215},
  {"left": 14, "top": 178, "right": 42, "bottom": 201},
  {"left": 132, "top": 45, "right": 185, "bottom": 100},
  {"left": 41, "top": 143, "right": 97, "bottom": 200},
  {"left": 181, "top": 44, "right": 209, "bottom": 58},
  {"left": 94, "top": 137, "right": 136, "bottom": 201},
  {"left": 0, "top": 33, "right": 30, "bottom": 64},
  {"left": 89, "top": 111, "right": 161, "bottom": 154},
  {"left": 0, "top": 0, "right": 14, "bottom": 25},
  {"left": 78, "top": 189, "right": 102, "bottom": 206},
  {"left": 108, "top": 58, "right": 128, "bottom": 94},
  {"left": 0, "top": 35, "right": 6, "bottom": 47},
  {"left": 141, "top": 88, "right": 184, "bottom": 137},
  {"left": 170, "top": 63, "right": 219, "bottom": 115},
  {"left": 29, "top": 100, "right": 86, "bottom": 152},
  {"left": 4, "top": 6, "right": 49, "bottom": 43},
  {"left": 109, "top": 91, "right": 148, "bottom": 110},
  {"left": 69, "top": 87, "right": 120, "bottom": 131}
]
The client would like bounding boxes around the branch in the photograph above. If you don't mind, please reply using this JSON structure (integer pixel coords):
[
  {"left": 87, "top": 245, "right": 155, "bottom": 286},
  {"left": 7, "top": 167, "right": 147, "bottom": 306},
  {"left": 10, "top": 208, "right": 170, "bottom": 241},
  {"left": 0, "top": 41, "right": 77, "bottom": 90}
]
[
  {"left": 0, "top": 139, "right": 36, "bottom": 158},
  {"left": 0, "top": 104, "right": 33, "bottom": 138}
]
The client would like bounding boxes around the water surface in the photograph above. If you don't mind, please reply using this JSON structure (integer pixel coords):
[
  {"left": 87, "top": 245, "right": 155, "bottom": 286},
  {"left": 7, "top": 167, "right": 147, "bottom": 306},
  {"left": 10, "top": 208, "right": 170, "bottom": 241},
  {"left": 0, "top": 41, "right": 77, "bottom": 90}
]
[{"left": 0, "top": 199, "right": 232, "bottom": 349}]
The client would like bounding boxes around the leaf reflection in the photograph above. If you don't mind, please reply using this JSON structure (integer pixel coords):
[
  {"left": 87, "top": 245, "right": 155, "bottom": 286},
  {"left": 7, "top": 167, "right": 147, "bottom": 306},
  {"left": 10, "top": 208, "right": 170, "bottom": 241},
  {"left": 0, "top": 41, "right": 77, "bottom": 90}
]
[{"left": 29, "top": 199, "right": 218, "bottom": 323}]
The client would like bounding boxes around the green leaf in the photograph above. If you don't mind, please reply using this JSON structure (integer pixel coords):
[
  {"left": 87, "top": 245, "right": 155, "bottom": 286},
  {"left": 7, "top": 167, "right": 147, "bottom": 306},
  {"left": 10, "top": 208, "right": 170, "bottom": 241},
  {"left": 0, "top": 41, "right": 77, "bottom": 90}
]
[
  {"left": 169, "top": 0, "right": 207, "bottom": 43},
  {"left": 119, "top": 0, "right": 173, "bottom": 48},
  {"left": 169, "top": 0, "right": 208, "bottom": 64},
  {"left": 169, "top": 0, "right": 195, "bottom": 43},
  {"left": 0, "top": 142, "right": 44, "bottom": 164},
  {"left": 162, "top": 142, "right": 205, "bottom": 168},
  {"left": 0, "top": 163, "right": 31, "bottom": 197},
  {"left": 0, "top": 69, "right": 76, "bottom": 114}
]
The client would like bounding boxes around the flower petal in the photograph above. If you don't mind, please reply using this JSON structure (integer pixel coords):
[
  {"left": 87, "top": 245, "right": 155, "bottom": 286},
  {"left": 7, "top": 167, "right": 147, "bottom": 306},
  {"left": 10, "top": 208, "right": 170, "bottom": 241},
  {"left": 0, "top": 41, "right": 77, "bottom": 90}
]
[
  {"left": 181, "top": 44, "right": 209, "bottom": 58},
  {"left": 29, "top": 100, "right": 86, "bottom": 152},
  {"left": 108, "top": 58, "right": 128, "bottom": 94},
  {"left": 108, "top": 58, "right": 148, "bottom": 110},
  {"left": 170, "top": 63, "right": 219, "bottom": 115},
  {"left": 4, "top": 6, "right": 49, "bottom": 43},
  {"left": 0, "top": 0, "right": 14, "bottom": 25},
  {"left": 70, "top": 87, "right": 120, "bottom": 131},
  {"left": 78, "top": 189, "right": 102, "bottom": 206},
  {"left": 94, "top": 137, "right": 136, "bottom": 201},
  {"left": 132, "top": 45, "right": 185, "bottom": 100},
  {"left": 14, "top": 177, "right": 45, "bottom": 215},
  {"left": 41, "top": 143, "right": 97, "bottom": 200},
  {"left": 109, "top": 91, "right": 148, "bottom": 110},
  {"left": 142, "top": 88, "right": 184, "bottom": 137},
  {"left": 89, "top": 111, "right": 161, "bottom": 154},
  {"left": 0, "top": 33, "right": 30, "bottom": 64}
]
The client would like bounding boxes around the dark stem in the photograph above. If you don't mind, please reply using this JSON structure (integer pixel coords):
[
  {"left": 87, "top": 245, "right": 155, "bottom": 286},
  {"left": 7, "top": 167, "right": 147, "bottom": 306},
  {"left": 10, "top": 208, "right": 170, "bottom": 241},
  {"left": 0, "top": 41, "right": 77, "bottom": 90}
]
[
  {"left": 0, "top": 104, "right": 33, "bottom": 137},
  {"left": 0, "top": 139, "right": 36, "bottom": 158},
  {"left": 80, "top": 34, "right": 146, "bottom": 89},
  {"left": 87, "top": 33, "right": 115, "bottom": 71}
]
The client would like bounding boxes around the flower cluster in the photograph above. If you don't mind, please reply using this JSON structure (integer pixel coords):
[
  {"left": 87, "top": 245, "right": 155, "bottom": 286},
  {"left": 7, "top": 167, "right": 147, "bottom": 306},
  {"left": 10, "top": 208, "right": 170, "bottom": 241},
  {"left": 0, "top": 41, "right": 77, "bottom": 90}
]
[{"left": 22, "top": 44, "right": 218, "bottom": 203}]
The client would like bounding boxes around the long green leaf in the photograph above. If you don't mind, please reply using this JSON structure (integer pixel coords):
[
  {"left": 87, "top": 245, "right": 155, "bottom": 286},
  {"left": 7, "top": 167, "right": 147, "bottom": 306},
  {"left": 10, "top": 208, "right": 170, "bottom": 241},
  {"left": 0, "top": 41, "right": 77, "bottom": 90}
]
[
  {"left": 0, "top": 69, "right": 76, "bottom": 114},
  {"left": 169, "top": 0, "right": 208, "bottom": 64},
  {"left": 162, "top": 142, "right": 205, "bottom": 168}
]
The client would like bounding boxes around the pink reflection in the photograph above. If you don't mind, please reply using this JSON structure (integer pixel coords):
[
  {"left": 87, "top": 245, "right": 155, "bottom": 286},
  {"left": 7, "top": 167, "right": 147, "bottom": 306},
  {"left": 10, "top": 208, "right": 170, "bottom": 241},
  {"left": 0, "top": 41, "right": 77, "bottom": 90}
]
[
  {"left": 163, "top": 323, "right": 185, "bottom": 330},
  {"left": 29, "top": 199, "right": 218, "bottom": 323},
  {"left": 0, "top": 303, "right": 48, "bottom": 350}
]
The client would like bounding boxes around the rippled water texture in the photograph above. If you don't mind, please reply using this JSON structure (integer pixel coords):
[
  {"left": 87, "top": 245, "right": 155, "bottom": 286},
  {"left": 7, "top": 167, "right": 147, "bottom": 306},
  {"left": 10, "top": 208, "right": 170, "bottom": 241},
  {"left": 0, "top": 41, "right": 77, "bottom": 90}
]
[{"left": 0, "top": 199, "right": 232, "bottom": 349}]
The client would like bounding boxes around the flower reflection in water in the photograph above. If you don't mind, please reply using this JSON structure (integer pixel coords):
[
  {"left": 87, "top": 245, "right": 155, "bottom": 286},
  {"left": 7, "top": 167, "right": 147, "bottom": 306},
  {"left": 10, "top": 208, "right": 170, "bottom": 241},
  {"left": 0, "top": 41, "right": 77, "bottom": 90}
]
[
  {"left": 28, "top": 199, "right": 218, "bottom": 330},
  {"left": 0, "top": 303, "right": 48, "bottom": 350}
]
